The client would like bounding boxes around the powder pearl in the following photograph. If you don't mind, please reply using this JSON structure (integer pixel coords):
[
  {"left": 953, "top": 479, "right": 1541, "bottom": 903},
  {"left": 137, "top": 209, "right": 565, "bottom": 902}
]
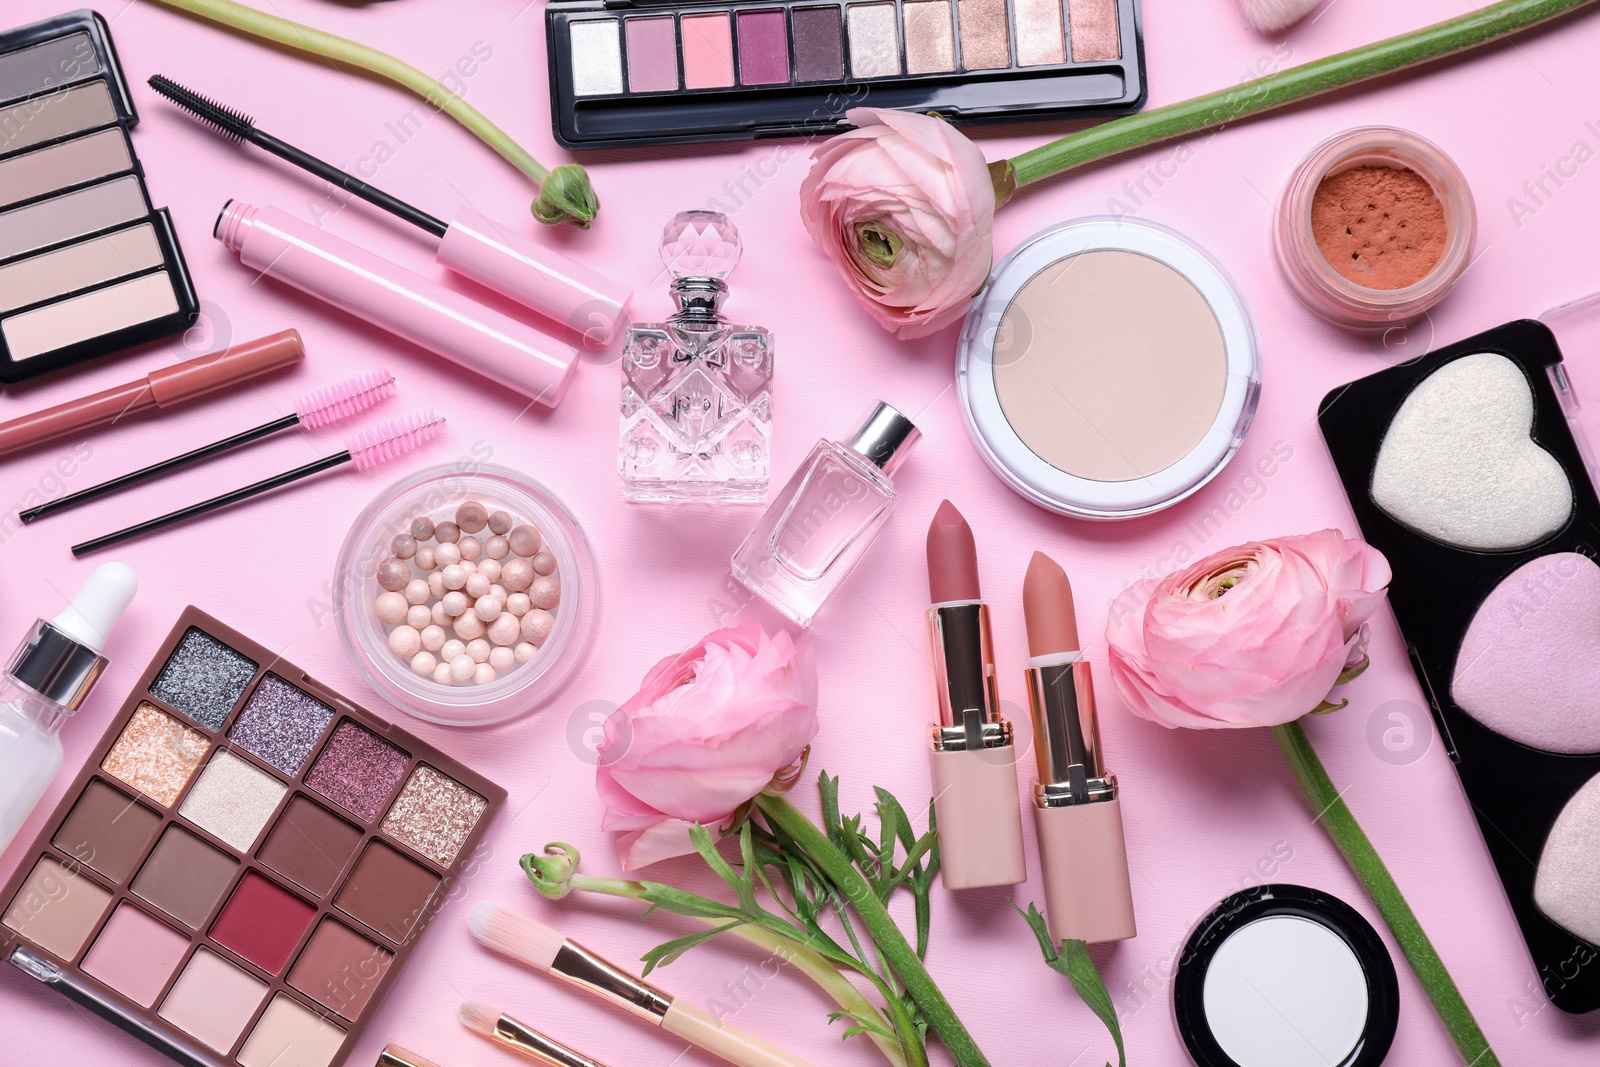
[
  {"left": 466, "top": 639, "right": 491, "bottom": 663},
  {"left": 436, "top": 521, "right": 461, "bottom": 544},
  {"left": 406, "top": 605, "right": 432, "bottom": 629},
  {"left": 411, "top": 517, "right": 435, "bottom": 541},
  {"left": 459, "top": 536, "right": 483, "bottom": 562},
  {"left": 435, "top": 542, "right": 462, "bottom": 567},
  {"left": 453, "top": 613, "right": 486, "bottom": 640},
  {"left": 514, "top": 642, "right": 538, "bottom": 664},
  {"left": 410, "top": 651, "right": 436, "bottom": 676},
  {"left": 375, "top": 592, "right": 408, "bottom": 625},
  {"left": 414, "top": 545, "right": 437, "bottom": 571},
  {"left": 432, "top": 662, "right": 453, "bottom": 685},
  {"left": 389, "top": 627, "right": 422, "bottom": 657},
  {"left": 420, "top": 625, "right": 447, "bottom": 652},
  {"left": 404, "top": 579, "right": 430, "bottom": 605},
  {"left": 427, "top": 572, "right": 446, "bottom": 600},
  {"left": 521, "top": 608, "right": 555, "bottom": 645},
  {"left": 459, "top": 560, "right": 478, "bottom": 576},
  {"left": 391, "top": 534, "right": 417, "bottom": 559},
  {"left": 441, "top": 591, "right": 469, "bottom": 617},
  {"left": 430, "top": 601, "right": 450, "bottom": 628},
  {"left": 472, "top": 663, "right": 496, "bottom": 686},
  {"left": 502, "top": 558, "right": 534, "bottom": 593},
  {"left": 465, "top": 573, "right": 491, "bottom": 598},
  {"left": 449, "top": 654, "right": 475, "bottom": 683},
  {"left": 489, "top": 584, "right": 508, "bottom": 602},
  {"left": 531, "top": 577, "right": 561, "bottom": 611},
  {"left": 477, "top": 559, "right": 502, "bottom": 583},
  {"left": 488, "top": 612, "right": 520, "bottom": 646},
  {"left": 508, "top": 524, "right": 542, "bottom": 556},
  {"left": 474, "top": 596, "right": 503, "bottom": 622},
  {"left": 456, "top": 501, "right": 489, "bottom": 533},
  {"left": 531, "top": 551, "right": 558, "bottom": 576},
  {"left": 440, "top": 639, "right": 466, "bottom": 662},
  {"left": 441, "top": 564, "right": 467, "bottom": 591},
  {"left": 488, "top": 510, "right": 513, "bottom": 535},
  {"left": 489, "top": 647, "right": 515, "bottom": 671},
  {"left": 485, "top": 536, "right": 509, "bottom": 560},
  {"left": 377, "top": 558, "right": 411, "bottom": 591},
  {"left": 506, "top": 593, "right": 531, "bottom": 617}
]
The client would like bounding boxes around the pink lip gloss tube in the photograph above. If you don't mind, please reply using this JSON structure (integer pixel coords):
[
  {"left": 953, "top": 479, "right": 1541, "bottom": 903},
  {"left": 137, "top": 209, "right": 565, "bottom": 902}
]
[{"left": 215, "top": 202, "right": 578, "bottom": 407}]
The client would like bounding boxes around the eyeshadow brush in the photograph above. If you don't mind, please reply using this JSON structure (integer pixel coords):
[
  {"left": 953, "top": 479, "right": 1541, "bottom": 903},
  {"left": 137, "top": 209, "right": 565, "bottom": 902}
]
[
  {"left": 459, "top": 1001, "right": 614, "bottom": 1067},
  {"left": 147, "top": 75, "right": 632, "bottom": 343},
  {"left": 73, "top": 412, "right": 444, "bottom": 556},
  {"left": 469, "top": 903, "right": 813, "bottom": 1067},
  {"left": 22, "top": 370, "right": 395, "bottom": 524}
]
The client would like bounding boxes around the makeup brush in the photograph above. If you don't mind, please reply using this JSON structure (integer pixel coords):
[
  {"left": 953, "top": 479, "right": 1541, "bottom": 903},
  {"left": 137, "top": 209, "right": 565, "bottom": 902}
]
[
  {"left": 458, "top": 1001, "right": 614, "bottom": 1067},
  {"left": 1236, "top": 0, "right": 1320, "bottom": 33},
  {"left": 147, "top": 75, "right": 632, "bottom": 344},
  {"left": 23, "top": 370, "right": 395, "bottom": 524},
  {"left": 73, "top": 412, "right": 444, "bottom": 556},
  {"left": 468, "top": 903, "right": 813, "bottom": 1067}
]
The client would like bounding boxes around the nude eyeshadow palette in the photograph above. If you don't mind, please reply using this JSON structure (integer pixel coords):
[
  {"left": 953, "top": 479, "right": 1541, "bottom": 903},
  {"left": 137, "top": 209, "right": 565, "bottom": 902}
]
[
  {"left": 545, "top": 0, "right": 1145, "bottom": 148},
  {"left": 0, "top": 607, "right": 506, "bottom": 1067},
  {"left": 0, "top": 10, "right": 199, "bottom": 382}
]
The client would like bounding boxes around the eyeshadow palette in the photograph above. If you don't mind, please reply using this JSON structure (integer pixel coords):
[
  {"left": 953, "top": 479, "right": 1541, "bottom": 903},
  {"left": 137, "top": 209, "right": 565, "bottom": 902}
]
[
  {"left": 546, "top": 0, "right": 1145, "bottom": 148},
  {"left": 1319, "top": 319, "right": 1600, "bottom": 1012},
  {"left": 0, "top": 608, "right": 506, "bottom": 1066},
  {"left": 0, "top": 10, "right": 198, "bottom": 382}
]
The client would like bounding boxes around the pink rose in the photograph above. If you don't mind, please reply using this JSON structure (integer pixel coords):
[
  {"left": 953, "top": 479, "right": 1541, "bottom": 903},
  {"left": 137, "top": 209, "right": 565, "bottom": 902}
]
[
  {"left": 800, "top": 108, "right": 997, "bottom": 340},
  {"left": 596, "top": 623, "right": 818, "bottom": 870},
  {"left": 1106, "top": 531, "right": 1392, "bottom": 730}
]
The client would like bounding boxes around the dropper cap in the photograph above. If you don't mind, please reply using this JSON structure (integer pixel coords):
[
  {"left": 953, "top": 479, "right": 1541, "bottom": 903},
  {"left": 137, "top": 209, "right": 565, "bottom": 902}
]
[{"left": 8, "top": 563, "right": 137, "bottom": 711}]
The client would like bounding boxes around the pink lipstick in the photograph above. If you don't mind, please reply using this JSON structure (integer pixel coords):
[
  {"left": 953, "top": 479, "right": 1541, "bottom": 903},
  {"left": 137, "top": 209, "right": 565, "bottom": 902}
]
[{"left": 924, "top": 500, "right": 1026, "bottom": 890}]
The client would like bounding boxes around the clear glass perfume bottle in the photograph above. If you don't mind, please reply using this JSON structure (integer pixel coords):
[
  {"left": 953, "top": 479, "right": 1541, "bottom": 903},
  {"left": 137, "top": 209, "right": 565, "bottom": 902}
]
[
  {"left": 731, "top": 403, "right": 920, "bottom": 627},
  {"left": 620, "top": 211, "right": 773, "bottom": 503}
]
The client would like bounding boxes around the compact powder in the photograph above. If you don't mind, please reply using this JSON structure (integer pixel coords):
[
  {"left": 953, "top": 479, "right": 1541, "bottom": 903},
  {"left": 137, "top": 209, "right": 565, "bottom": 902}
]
[
  {"left": 1312, "top": 165, "right": 1446, "bottom": 290},
  {"left": 993, "top": 250, "right": 1227, "bottom": 482}
]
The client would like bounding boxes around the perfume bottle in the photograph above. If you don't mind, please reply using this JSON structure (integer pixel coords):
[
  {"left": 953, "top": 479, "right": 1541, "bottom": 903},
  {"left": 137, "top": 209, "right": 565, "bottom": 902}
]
[
  {"left": 620, "top": 211, "right": 773, "bottom": 502},
  {"left": 731, "top": 403, "right": 920, "bottom": 627}
]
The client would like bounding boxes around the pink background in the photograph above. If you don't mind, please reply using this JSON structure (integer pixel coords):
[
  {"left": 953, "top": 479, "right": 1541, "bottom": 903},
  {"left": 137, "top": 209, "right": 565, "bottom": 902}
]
[{"left": 2, "top": 1, "right": 1599, "bottom": 1065}]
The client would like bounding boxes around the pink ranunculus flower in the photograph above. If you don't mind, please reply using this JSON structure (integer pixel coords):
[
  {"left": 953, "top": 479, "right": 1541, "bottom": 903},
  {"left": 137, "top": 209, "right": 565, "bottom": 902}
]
[
  {"left": 800, "top": 108, "right": 998, "bottom": 340},
  {"left": 596, "top": 623, "right": 818, "bottom": 870},
  {"left": 1106, "top": 530, "right": 1392, "bottom": 730}
]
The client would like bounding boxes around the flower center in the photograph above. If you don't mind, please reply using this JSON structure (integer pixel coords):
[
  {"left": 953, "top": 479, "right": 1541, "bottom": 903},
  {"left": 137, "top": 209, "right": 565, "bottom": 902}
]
[{"left": 856, "top": 221, "right": 903, "bottom": 270}]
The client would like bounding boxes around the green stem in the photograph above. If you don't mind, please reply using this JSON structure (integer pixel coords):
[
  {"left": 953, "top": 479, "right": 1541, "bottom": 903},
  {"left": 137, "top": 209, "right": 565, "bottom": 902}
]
[
  {"left": 1009, "top": 0, "right": 1599, "bottom": 188},
  {"left": 1273, "top": 721, "right": 1501, "bottom": 1067},
  {"left": 757, "top": 794, "right": 991, "bottom": 1067}
]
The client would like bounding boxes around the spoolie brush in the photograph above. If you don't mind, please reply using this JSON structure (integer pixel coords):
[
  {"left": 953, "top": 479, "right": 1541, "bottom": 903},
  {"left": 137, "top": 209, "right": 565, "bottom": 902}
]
[
  {"left": 458, "top": 1001, "right": 614, "bottom": 1067},
  {"left": 73, "top": 412, "right": 443, "bottom": 556},
  {"left": 23, "top": 371, "right": 396, "bottom": 523}
]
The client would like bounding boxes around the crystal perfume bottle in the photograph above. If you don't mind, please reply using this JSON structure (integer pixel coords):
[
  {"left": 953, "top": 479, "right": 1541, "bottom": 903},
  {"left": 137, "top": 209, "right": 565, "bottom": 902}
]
[
  {"left": 731, "top": 403, "right": 921, "bottom": 627},
  {"left": 620, "top": 211, "right": 773, "bottom": 502}
]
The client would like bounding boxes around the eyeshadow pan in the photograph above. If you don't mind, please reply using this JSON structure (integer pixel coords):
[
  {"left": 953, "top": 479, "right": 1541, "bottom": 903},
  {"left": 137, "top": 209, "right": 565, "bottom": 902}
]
[
  {"left": 904, "top": 1, "right": 956, "bottom": 74},
  {"left": 847, "top": 4, "right": 902, "bottom": 78},
  {"left": 305, "top": 720, "right": 410, "bottom": 822},
  {"left": 958, "top": 0, "right": 1012, "bottom": 70},
  {"left": 335, "top": 841, "right": 440, "bottom": 943},
  {"left": 0, "top": 32, "right": 101, "bottom": 105},
  {"left": 1534, "top": 770, "right": 1600, "bottom": 944},
  {"left": 737, "top": 10, "right": 791, "bottom": 85},
  {"left": 53, "top": 778, "right": 160, "bottom": 882},
  {"left": 259, "top": 795, "right": 363, "bottom": 898},
  {"left": 1067, "top": 0, "right": 1122, "bottom": 61},
  {"left": 381, "top": 765, "right": 488, "bottom": 866},
  {"left": 570, "top": 20, "right": 625, "bottom": 96},
  {"left": 0, "top": 81, "right": 117, "bottom": 156},
  {"left": 159, "top": 947, "right": 268, "bottom": 1053},
  {"left": 2, "top": 855, "right": 111, "bottom": 960},
  {"left": 211, "top": 871, "right": 317, "bottom": 974},
  {"left": 792, "top": 7, "right": 844, "bottom": 81},
  {"left": 288, "top": 918, "right": 394, "bottom": 1019},
  {"left": 180, "top": 750, "right": 286, "bottom": 850},
  {"left": 229, "top": 673, "right": 334, "bottom": 775},
  {"left": 0, "top": 222, "right": 163, "bottom": 314},
  {"left": 239, "top": 993, "right": 348, "bottom": 1067},
  {"left": 132, "top": 824, "right": 240, "bottom": 929},
  {"left": 0, "top": 174, "right": 145, "bottom": 261},
  {"left": 150, "top": 627, "right": 258, "bottom": 729},
  {"left": 3, "top": 269, "right": 180, "bottom": 361},
  {"left": 1015, "top": 0, "right": 1067, "bottom": 65},
  {"left": 101, "top": 702, "right": 209, "bottom": 807},
  {"left": 0, "top": 127, "right": 130, "bottom": 208},
  {"left": 82, "top": 903, "right": 188, "bottom": 1007},
  {"left": 682, "top": 13, "right": 735, "bottom": 88},
  {"left": 625, "top": 17, "right": 679, "bottom": 92}
]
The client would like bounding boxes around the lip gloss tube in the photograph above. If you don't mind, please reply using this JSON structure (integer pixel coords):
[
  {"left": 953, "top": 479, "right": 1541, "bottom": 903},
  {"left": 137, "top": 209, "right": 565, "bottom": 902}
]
[
  {"left": 1022, "top": 551, "right": 1136, "bottom": 944},
  {"left": 215, "top": 202, "right": 578, "bottom": 407},
  {"left": 924, "top": 501, "right": 1027, "bottom": 890}
]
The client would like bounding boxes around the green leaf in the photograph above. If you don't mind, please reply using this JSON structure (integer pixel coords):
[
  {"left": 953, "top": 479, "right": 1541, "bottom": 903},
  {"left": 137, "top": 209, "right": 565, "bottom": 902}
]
[
  {"left": 640, "top": 923, "right": 741, "bottom": 974},
  {"left": 1019, "top": 903, "right": 1126, "bottom": 1067}
]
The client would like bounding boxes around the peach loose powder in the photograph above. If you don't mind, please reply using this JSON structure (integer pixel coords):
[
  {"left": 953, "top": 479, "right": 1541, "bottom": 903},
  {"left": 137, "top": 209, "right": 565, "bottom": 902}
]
[{"left": 1311, "top": 165, "right": 1447, "bottom": 290}]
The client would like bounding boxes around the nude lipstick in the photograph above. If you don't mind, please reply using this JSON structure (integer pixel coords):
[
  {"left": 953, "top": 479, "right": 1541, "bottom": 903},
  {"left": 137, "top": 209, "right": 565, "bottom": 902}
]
[
  {"left": 1023, "top": 551, "right": 1136, "bottom": 943},
  {"left": 924, "top": 500, "right": 1026, "bottom": 890}
]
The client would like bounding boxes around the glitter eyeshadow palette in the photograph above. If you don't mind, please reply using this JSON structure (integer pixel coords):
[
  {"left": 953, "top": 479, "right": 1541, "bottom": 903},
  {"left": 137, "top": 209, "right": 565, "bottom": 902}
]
[
  {"left": 0, "top": 10, "right": 199, "bottom": 382},
  {"left": 545, "top": 0, "right": 1145, "bottom": 148},
  {"left": 1319, "top": 319, "right": 1600, "bottom": 1012},
  {"left": 0, "top": 607, "right": 506, "bottom": 1067}
]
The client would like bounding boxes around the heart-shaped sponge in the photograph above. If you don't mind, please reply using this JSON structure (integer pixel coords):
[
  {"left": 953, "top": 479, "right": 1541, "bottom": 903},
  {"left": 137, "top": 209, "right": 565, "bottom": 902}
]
[
  {"left": 1372, "top": 352, "right": 1572, "bottom": 551},
  {"left": 1534, "top": 769, "right": 1600, "bottom": 945},
  {"left": 1452, "top": 552, "right": 1600, "bottom": 754}
]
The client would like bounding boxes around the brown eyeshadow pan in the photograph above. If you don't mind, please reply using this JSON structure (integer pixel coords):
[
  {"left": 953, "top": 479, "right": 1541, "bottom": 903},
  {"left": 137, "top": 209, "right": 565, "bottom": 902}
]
[
  {"left": 287, "top": 918, "right": 393, "bottom": 1019},
  {"left": 335, "top": 840, "right": 441, "bottom": 944},
  {"left": 258, "top": 795, "right": 362, "bottom": 898},
  {"left": 52, "top": 778, "right": 161, "bottom": 882},
  {"left": 132, "top": 825, "right": 240, "bottom": 929}
]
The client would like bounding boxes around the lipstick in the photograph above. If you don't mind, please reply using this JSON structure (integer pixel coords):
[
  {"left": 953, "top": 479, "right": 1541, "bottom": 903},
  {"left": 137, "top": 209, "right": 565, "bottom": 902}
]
[
  {"left": 1022, "top": 552, "right": 1136, "bottom": 943},
  {"left": 924, "top": 500, "right": 1026, "bottom": 890}
]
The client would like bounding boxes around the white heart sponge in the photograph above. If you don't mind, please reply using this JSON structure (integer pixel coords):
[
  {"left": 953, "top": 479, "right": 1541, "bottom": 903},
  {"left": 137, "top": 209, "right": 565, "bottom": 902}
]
[{"left": 1372, "top": 353, "right": 1572, "bottom": 551}]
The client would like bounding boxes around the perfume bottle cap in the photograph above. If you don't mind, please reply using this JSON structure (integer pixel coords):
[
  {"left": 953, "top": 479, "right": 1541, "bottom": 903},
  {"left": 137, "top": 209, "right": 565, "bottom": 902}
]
[
  {"left": 662, "top": 211, "right": 741, "bottom": 281},
  {"left": 7, "top": 563, "right": 137, "bottom": 712},
  {"left": 846, "top": 402, "right": 921, "bottom": 474}
]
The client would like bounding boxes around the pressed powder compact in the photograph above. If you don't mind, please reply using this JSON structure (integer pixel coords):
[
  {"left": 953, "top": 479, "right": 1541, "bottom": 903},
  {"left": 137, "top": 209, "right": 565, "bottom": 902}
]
[
  {"left": 956, "top": 217, "right": 1261, "bottom": 520},
  {"left": 1321, "top": 319, "right": 1600, "bottom": 1011}
]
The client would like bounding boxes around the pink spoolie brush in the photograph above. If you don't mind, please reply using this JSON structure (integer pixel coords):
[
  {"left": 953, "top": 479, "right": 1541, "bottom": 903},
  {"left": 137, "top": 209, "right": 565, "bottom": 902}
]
[
  {"left": 73, "top": 412, "right": 443, "bottom": 556},
  {"left": 23, "top": 369, "right": 396, "bottom": 523}
]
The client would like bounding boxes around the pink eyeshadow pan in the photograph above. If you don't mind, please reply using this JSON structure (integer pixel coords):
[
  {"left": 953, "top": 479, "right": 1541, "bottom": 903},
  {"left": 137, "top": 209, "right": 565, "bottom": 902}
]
[
  {"left": 82, "top": 904, "right": 188, "bottom": 1007},
  {"left": 1067, "top": 0, "right": 1122, "bottom": 61},
  {"left": 737, "top": 10, "right": 790, "bottom": 85},
  {"left": 682, "top": 13, "right": 735, "bottom": 88},
  {"left": 625, "top": 17, "right": 679, "bottom": 92}
]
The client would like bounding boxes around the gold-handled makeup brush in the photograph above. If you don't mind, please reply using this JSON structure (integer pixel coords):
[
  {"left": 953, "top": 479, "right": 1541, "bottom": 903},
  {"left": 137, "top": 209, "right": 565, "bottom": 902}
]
[
  {"left": 459, "top": 1002, "right": 613, "bottom": 1067},
  {"left": 468, "top": 903, "right": 814, "bottom": 1067},
  {"left": 1236, "top": 0, "right": 1320, "bottom": 32}
]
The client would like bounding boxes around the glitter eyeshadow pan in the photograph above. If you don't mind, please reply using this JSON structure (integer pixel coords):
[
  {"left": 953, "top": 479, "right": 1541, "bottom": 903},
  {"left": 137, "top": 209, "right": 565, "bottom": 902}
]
[{"left": 0, "top": 607, "right": 505, "bottom": 1067}]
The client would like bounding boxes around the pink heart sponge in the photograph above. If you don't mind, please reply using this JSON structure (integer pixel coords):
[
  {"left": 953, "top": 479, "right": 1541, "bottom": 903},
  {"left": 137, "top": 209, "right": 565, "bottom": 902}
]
[{"left": 1452, "top": 552, "right": 1600, "bottom": 755}]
